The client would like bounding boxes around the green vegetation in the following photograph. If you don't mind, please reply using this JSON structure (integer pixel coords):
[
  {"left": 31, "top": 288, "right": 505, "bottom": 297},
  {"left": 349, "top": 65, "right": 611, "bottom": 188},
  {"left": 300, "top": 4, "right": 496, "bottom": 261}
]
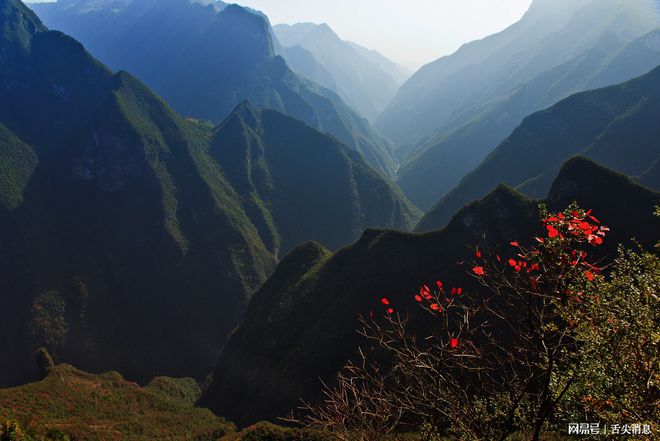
[
  {"left": 0, "top": 124, "right": 37, "bottom": 210},
  {"left": 0, "top": 365, "right": 234, "bottom": 441},
  {"left": 0, "top": 0, "right": 417, "bottom": 388},
  {"left": 220, "top": 421, "right": 332, "bottom": 441},
  {"left": 202, "top": 158, "right": 659, "bottom": 426},
  {"left": 28, "top": 291, "right": 68, "bottom": 355},
  {"left": 211, "top": 102, "right": 421, "bottom": 253},
  {"left": 145, "top": 376, "right": 203, "bottom": 406},
  {"left": 32, "top": 0, "right": 397, "bottom": 177},
  {"left": 298, "top": 204, "right": 658, "bottom": 440},
  {"left": 558, "top": 245, "right": 659, "bottom": 427}
]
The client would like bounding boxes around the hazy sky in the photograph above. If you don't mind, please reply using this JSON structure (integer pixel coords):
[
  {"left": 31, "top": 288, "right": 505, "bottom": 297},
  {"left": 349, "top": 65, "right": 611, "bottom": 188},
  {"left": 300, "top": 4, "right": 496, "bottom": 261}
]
[
  {"left": 28, "top": 0, "right": 535, "bottom": 71},
  {"left": 239, "top": 0, "right": 534, "bottom": 70}
]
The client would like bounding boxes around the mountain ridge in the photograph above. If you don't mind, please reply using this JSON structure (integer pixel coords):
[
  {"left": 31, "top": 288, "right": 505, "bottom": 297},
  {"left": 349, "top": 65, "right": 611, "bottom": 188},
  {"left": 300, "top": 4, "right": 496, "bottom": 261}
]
[
  {"left": 0, "top": 0, "right": 418, "bottom": 388},
  {"left": 417, "top": 64, "right": 660, "bottom": 231},
  {"left": 32, "top": 0, "right": 399, "bottom": 176},
  {"left": 201, "top": 157, "right": 660, "bottom": 425}
]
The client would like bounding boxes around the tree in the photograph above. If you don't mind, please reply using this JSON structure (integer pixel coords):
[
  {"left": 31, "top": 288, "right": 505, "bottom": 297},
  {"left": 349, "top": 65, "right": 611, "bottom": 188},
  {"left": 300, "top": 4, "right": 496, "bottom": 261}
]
[{"left": 299, "top": 204, "right": 657, "bottom": 440}]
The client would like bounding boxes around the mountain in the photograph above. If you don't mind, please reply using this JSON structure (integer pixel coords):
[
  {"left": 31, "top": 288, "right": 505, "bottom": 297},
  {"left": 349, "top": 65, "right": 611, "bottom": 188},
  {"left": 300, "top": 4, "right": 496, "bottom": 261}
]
[
  {"left": 278, "top": 44, "right": 338, "bottom": 94},
  {"left": 377, "top": 0, "right": 660, "bottom": 209},
  {"left": 0, "top": 0, "right": 418, "bottom": 388},
  {"left": 208, "top": 101, "right": 420, "bottom": 255},
  {"left": 0, "top": 364, "right": 235, "bottom": 441},
  {"left": 0, "top": 362, "right": 331, "bottom": 440},
  {"left": 200, "top": 158, "right": 660, "bottom": 426},
  {"left": 274, "top": 22, "right": 409, "bottom": 121},
  {"left": 30, "top": 0, "right": 398, "bottom": 177},
  {"left": 417, "top": 65, "right": 660, "bottom": 231}
]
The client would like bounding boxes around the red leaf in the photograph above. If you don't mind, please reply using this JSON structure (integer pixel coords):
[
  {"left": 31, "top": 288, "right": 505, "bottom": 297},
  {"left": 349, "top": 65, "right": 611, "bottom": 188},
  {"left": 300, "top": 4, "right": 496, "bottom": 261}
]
[
  {"left": 381, "top": 297, "right": 390, "bottom": 305},
  {"left": 587, "top": 235, "right": 603, "bottom": 246},
  {"left": 414, "top": 295, "right": 422, "bottom": 302},
  {"left": 450, "top": 338, "right": 459, "bottom": 349},
  {"left": 585, "top": 271, "right": 595, "bottom": 282},
  {"left": 472, "top": 266, "right": 486, "bottom": 276},
  {"left": 475, "top": 250, "right": 482, "bottom": 259},
  {"left": 386, "top": 308, "right": 394, "bottom": 315},
  {"left": 508, "top": 258, "right": 517, "bottom": 267},
  {"left": 547, "top": 225, "right": 560, "bottom": 238},
  {"left": 510, "top": 241, "right": 520, "bottom": 247}
]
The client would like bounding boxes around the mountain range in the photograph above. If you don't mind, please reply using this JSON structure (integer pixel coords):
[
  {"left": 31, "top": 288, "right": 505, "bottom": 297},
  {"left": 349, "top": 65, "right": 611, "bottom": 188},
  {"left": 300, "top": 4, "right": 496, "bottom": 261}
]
[
  {"left": 31, "top": 0, "right": 399, "bottom": 176},
  {"left": 201, "top": 157, "right": 660, "bottom": 426},
  {"left": 378, "top": 0, "right": 660, "bottom": 209},
  {"left": 0, "top": 0, "right": 418, "bottom": 388},
  {"left": 417, "top": 64, "right": 660, "bottom": 231},
  {"left": 274, "top": 22, "right": 409, "bottom": 121},
  {"left": 2, "top": 0, "right": 660, "bottom": 437}
]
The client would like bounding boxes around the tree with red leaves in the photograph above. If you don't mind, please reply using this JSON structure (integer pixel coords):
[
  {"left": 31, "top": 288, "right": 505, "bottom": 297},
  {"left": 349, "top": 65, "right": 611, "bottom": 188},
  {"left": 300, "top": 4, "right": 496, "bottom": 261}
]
[{"left": 296, "top": 204, "right": 657, "bottom": 440}]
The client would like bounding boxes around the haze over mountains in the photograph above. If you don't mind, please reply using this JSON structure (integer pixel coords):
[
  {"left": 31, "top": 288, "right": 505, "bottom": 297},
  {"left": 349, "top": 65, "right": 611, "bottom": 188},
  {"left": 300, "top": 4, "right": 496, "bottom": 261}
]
[
  {"left": 274, "top": 22, "right": 410, "bottom": 121},
  {"left": 32, "top": 0, "right": 399, "bottom": 177},
  {"left": 380, "top": 0, "right": 660, "bottom": 209},
  {"left": 3, "top": 0, "right": 660, "bottom": 437},
  {"left": 0, "top": 0, "right": 418, "bottom": 387},
  {"left": 417, "top": 65, "right": 660, "bottom": 231}
]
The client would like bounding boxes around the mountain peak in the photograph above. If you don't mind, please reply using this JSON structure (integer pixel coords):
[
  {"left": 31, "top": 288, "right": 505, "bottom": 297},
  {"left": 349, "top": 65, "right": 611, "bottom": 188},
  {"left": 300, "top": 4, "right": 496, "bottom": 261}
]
[
  {"left": 309, "top": 22, "right": 339, "bottom": 40},
  {"left": 547, "top": 156, "right": 656, "bottom": 206},
  {"left": 225, "top": 99, "right": 261, "bottom": 127},
  {"left": 0, "top": 0, "right": 46, "bottom": 55}
]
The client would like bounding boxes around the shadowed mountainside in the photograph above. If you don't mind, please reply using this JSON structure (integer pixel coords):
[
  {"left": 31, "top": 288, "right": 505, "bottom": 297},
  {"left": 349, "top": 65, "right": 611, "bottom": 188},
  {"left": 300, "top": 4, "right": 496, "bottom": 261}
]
[
  {"left": 0, "top": 0, "right": 418, "bottom": 387},
  {"left": 31, "top": 0, "right": 399, "bottom": 176},
  {"left": 417, "top": 65, "right": 660, "bottom": 231},
  {"left": 200, "top": 157, "right": 660, "bottom": 425}
]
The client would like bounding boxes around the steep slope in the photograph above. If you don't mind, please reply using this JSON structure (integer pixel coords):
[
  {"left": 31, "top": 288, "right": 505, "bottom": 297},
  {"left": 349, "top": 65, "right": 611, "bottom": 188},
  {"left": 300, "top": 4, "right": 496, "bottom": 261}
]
[
  {"left": 278, "top": 44, "right": 337, "bottom": 93},
  {"left": 32, "top": 0, "right": 397, "bottom": 176},
  {"left": 417, "top": 65, "right": 660, "bottom": 231},
  {"left": 380, "top": 0, "right": 660, "bottom": 209},
  {"left": 397, "top": 23, "right": 660, "bottom": 210},
  {"left": 379, "top": 0, "right": 658, "bottom": 146},
  {"left": 211, "top": 102, "right": 421, "bottom": 255},
  {"left": 377, "top": 0, "right": 589, "bottom": 145},
  {"left": 274, "top": 22, "right": 407, "bottom": 121},
  {"left": 0, "top": 0, "right": 418, "bottom": 388},
  {"left": 201, "top": 158, "right": 660, "bottom": 426},
  {"left": 0, "top": 0, "right": 275, "bottom": 386}
]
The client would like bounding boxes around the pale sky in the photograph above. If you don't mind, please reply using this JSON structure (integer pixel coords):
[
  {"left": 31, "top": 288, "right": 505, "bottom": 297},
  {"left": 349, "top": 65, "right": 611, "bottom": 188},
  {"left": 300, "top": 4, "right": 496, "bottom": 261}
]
[
  {"left": 239, "top": 0, "right": 534, "bottom": 70},
  {"left": 28, "top": 0, "right": 535, "bottom": 71}
]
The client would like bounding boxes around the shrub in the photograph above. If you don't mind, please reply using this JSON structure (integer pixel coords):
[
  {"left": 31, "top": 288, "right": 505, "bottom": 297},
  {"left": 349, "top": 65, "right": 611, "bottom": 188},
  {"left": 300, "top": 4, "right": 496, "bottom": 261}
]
[
  {"left": 298, "top": 204, "right": 658, "bottom": 440},
  {"left": 0, "top": 420, "right": 31, "bottom": 441}
]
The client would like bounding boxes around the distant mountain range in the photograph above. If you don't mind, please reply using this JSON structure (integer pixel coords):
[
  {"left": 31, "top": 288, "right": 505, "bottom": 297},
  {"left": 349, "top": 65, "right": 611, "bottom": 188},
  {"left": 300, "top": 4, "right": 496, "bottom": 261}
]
[
  {"left": 201, "top": 157, "right": 660, "bottom": 425},
  {"left": 377, "top": 0, "right": 660, "bottom": 209},
  {"left": 0, "top": 0, "right": 418, "bottom": 387},
  {"left": 31, "top": 0, "right": 399, "bottom": 176},
  {"left": 417, "top": 64, "right": 660, "bottom": 231},
  {"left": 274, "top": 22, "right": 410, "bottom": 121}
]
